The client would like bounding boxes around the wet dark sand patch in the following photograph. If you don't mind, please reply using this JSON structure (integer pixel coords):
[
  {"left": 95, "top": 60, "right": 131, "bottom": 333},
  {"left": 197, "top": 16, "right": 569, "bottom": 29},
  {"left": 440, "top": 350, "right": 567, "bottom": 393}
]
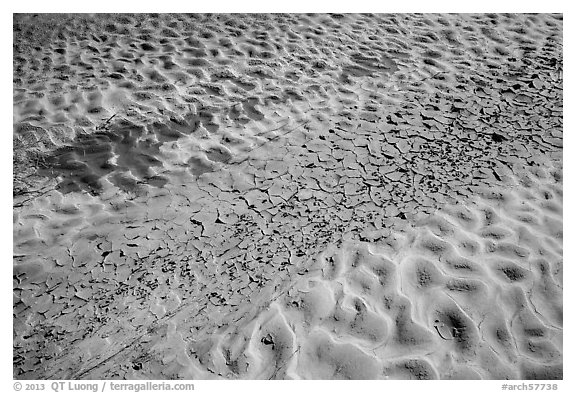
[
  {"left": 205, "top": 145, "right": 233, "bottom": 164},
  {"left": 242, "top": 97, "right": 265, "bottom": 121},
  {"left": 39, "top": 124, "right": 167, "bottom": 195},
  {"left": 188, "top": 156, "right": 216, "bottom": 177},
  {"left": 13, "top": 13, "right": 563, "bottom": 380}
]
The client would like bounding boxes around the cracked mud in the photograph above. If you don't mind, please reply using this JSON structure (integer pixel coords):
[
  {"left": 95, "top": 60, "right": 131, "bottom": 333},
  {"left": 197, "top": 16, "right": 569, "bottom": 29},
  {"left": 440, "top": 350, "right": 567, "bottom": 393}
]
[{"left": 13, "top": 13, "right": 562, "bottom": 379}]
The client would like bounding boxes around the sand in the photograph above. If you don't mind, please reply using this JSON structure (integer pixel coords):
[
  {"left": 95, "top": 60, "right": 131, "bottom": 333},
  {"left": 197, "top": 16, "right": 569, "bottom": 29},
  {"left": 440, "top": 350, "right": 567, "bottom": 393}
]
[{"left": 13, "top": 13, "right": 562, "bottom": 379}]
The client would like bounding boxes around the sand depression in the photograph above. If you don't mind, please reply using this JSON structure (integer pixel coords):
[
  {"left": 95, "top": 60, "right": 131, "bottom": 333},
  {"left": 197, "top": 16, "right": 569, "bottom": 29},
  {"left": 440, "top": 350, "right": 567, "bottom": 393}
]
[{"left": 13, "top": 13, "right": 562, "bottom": 379}]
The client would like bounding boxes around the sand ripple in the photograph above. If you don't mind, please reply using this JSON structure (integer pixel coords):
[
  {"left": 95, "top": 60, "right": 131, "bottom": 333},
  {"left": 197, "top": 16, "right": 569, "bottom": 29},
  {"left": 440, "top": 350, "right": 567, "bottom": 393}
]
[{"left": 13, "top": 13, "right": 562, "bottom": 379}]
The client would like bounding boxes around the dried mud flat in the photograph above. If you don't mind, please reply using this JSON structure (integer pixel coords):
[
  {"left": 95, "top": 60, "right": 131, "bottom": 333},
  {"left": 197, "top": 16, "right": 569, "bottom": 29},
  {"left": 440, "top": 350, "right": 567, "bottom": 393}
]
[{"left": 13, "top": 13, "right": 562, "bottom": 380}]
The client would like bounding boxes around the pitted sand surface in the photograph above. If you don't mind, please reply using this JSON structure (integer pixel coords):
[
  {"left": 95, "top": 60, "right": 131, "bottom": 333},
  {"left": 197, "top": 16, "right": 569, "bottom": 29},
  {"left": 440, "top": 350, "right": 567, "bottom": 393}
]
[{"left": 13, "top": 13, "right": 562, "bottom": 379}]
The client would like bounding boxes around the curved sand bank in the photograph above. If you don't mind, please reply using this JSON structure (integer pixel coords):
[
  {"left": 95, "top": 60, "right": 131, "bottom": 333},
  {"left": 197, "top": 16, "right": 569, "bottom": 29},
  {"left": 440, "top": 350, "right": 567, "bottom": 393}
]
[{"left": 13, "top": 13, "right": 562, "bottom": 379}]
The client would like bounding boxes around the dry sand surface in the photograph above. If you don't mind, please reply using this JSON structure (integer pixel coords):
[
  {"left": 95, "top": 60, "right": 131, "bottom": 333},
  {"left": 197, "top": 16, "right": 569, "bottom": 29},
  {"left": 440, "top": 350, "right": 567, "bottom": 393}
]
[{"left": 13, "top": 13, "right": 562, "bottom": 379}]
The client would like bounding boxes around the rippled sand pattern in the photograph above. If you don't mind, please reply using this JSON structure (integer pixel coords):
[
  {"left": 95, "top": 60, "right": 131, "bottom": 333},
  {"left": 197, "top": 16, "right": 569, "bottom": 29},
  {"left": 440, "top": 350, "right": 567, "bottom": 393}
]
[{"left": 13, "top": 13, "right": 562, "bottom": 379}]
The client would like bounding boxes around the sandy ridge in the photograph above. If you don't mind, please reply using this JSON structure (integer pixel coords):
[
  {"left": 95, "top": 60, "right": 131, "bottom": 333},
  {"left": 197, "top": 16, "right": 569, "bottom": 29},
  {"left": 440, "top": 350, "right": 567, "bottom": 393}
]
[{"left": 13, "top": 13, "right": 562, "bottom": 379}]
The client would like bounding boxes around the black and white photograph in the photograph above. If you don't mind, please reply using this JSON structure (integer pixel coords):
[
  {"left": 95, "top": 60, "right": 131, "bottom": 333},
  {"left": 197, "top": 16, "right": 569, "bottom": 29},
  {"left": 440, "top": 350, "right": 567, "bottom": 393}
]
[{"left": 9, "top": 3, "right": 567, "bottom": 386}]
